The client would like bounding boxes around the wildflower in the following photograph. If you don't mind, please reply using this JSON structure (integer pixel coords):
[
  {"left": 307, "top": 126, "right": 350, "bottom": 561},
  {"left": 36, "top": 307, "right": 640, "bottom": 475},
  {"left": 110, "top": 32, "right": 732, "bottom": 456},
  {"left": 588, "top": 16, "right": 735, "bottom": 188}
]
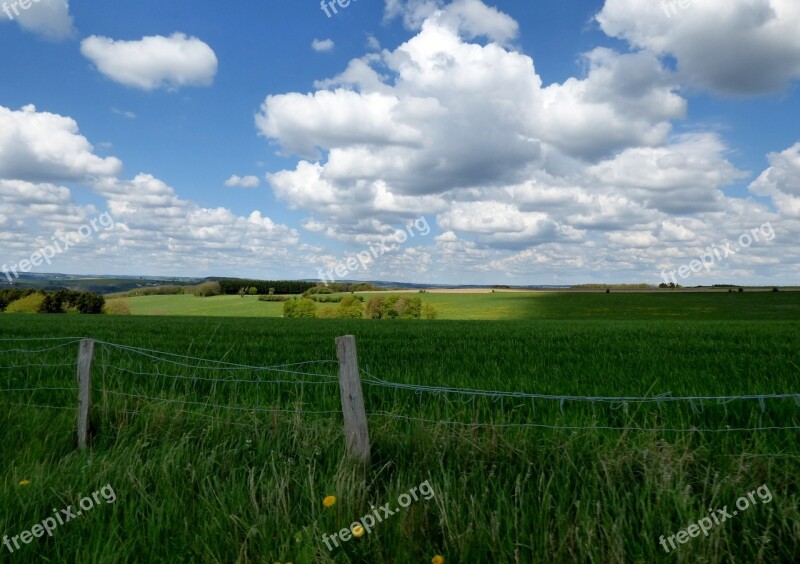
[
  {"left": 19, "top": 480, "right": 30, "bottom": 486},
  {"left": 432, "top": 556, "right": 444, "bottom": 564},
  {"left": 352, "top": 524, "right": 365, "bottom": 538},
  {"left": 322, "top": 495, "right": 336, "bottom": 508}
]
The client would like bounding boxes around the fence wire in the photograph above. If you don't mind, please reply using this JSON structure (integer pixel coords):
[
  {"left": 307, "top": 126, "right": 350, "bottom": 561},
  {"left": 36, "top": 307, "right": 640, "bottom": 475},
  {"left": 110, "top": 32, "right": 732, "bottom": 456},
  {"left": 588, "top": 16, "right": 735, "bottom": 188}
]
[{"left": 0, "top": 336, "right": 798, "bottom": 434}]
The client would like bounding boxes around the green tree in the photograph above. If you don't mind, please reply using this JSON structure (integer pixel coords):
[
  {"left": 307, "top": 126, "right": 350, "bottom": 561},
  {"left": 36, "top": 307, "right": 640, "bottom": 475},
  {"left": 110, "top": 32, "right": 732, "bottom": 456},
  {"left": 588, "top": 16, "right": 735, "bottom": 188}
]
[
  {"left": 283, "top": 298, "right": 317, "bottom": 318},
  {"left": 248, "top": 287, "right": 258, "bottom": 295},
  {"left": 337, "top": 295, "right": 365, "bottom": 318},
  {"left": 365, "top": 297, "right": 384, "bottom": 319},
  {"left": 396, "top": 296, "right": 422, "bottom": 319}
]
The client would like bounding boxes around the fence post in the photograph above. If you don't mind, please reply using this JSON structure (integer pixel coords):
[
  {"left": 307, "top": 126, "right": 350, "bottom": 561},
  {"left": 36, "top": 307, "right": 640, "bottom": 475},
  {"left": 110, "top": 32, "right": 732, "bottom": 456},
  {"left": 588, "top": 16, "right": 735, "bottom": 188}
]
[
  {"left": 336, "top": 335, "right": 370, "bottom": 464},
  {"left": 76, "top": 338, "right": 95, "bottom": 450}
]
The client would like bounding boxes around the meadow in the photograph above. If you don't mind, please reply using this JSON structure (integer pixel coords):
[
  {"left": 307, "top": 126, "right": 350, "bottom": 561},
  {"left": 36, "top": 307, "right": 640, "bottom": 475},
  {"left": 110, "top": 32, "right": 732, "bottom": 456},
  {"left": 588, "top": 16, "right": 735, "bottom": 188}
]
[
  {"left": 1, "top": 293, "right": 799, "bottom": 562},
  {"left": 123, "top": 289, "right": 800, "bottom": 320}
]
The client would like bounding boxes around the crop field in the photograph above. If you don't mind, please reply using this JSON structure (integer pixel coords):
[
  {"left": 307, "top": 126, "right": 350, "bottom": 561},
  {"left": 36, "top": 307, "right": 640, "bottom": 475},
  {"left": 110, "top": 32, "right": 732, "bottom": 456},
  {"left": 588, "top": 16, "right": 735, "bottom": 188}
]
[
  {"left": 1, "top": 295, "right": 799, "bottom": 563},
  {"left": 123, "top": 290, "right": 800, "bottom": 320}
]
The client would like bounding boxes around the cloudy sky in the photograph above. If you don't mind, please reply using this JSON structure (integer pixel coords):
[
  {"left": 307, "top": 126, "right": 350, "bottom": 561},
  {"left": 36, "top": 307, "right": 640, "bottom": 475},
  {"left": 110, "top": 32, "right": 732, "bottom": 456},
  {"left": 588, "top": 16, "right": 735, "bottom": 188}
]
[{"left": 1, "top": 0, "right": 798, "bottom": 285}]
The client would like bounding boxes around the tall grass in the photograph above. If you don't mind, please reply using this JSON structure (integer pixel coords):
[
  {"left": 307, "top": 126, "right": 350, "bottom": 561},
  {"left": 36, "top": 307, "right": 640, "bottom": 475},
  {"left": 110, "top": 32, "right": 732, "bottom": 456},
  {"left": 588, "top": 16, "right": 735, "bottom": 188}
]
[{"left": 1, "top": 315, "right": 798, "bottom": 562}]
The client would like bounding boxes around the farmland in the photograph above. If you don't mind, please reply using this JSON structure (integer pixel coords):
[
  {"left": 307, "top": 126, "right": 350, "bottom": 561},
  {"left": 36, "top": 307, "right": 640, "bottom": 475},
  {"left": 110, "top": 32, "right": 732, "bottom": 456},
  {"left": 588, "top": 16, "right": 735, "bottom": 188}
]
[
  {"left": 122, "top": 289, "right": 800, "bottom": 320},
  {"left": 2, "top": 294, "right": 799, "bottom": 562}
]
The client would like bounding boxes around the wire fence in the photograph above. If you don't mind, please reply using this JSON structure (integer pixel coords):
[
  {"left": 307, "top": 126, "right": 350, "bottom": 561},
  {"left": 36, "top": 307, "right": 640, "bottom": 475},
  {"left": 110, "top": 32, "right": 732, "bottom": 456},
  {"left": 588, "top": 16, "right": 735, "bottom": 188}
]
[{"left": 1, "top": 336, "right": 799, "bottom": 435}]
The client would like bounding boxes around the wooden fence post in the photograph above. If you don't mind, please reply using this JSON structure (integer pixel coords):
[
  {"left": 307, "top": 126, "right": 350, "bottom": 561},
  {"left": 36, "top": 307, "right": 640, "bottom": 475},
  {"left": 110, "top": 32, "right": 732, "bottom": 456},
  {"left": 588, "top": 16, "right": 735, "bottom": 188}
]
[
  {"left": 76, "top": 338, "right": 94, "bottom": 450},
  {"left": 336, "top": 335, "right": 370, "bottom": 464}
]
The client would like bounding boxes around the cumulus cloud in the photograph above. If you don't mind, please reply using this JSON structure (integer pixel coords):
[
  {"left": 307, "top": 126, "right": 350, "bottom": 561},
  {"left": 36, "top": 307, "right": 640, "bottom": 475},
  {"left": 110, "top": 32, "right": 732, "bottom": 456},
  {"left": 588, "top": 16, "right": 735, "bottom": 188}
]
[
  {"left": 224, "top": 175, "right": 260, "bottom": 188},
  {"left": 2, "top": 0, "right": 75, "bottom": 41},
  {"left": 80, "top": 33, "right": 219, "bottom": 91},
  {"left": 0, "top": 104, "right": 309, "bottom": 278},
  {"left": 750, "top": 142, "right": 800, "bottom": 216},
  {"left": 250, "top": 0, "right": 799, "bottom": 284},
  {"left": 597, "top": 0, "right": 800, "bottom": 95},
  {"left": 311, "top": 38, "right": 335, "bottom": 52},
  {"left": 0, "top": 104, "right": 122, "bottom": 183},
  {"left": 384, "top": 0, "right": 518, "bottom": 45}
]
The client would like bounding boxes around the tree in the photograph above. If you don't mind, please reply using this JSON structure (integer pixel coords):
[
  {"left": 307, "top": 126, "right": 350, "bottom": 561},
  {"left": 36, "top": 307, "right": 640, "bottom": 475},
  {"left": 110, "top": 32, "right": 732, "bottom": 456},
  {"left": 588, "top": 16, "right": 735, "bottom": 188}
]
[
  {"left": 248, "top": 287, "right": 258, "bottom": 295},
  {"left": 238, "top": 287, "right": 246, "bottom": 298},
  {"left": 283, "top": 298, "right": 317, "bottom": 318},
  {"left": 422, "top": 303, "right": 438, "bottom": 319},
  {"left": 365, "top": 297, "right": 384, "bottom": 319},
  {"left": 396, "top": 297, "right": 422, "bottom": 319},
  {"left": 337, "top": 295, "right": 365, "bottom": 318}
]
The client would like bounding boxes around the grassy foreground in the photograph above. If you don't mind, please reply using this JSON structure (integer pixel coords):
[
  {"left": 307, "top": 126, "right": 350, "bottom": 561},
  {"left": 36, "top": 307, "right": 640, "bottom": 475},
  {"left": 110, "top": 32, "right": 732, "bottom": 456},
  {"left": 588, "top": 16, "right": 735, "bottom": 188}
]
[{"left": 1, "top": 312, "right": 799, "bottom": 562}]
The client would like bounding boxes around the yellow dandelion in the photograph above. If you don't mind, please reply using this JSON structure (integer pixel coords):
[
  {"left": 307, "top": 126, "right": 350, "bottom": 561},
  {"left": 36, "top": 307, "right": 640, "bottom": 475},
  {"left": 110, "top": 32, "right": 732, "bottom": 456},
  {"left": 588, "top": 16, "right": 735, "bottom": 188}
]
[
  {"left": 432, "top": 556, "right": 444, "bottom": 564},
  {"left": 322, "top": 495, "right": 336, "bottom": 508},
  {"left": 19, "top": 480, "right": 31, "bottom": 487},
  {"left": 351, "top": 524, "right": 365, "bottom": 538}
]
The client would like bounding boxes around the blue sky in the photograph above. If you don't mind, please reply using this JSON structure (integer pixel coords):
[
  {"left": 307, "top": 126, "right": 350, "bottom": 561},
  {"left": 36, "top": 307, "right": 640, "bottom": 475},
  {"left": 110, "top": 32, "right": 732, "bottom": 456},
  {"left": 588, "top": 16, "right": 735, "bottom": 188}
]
[{"left": 1, "top": 0, "right": 798, "bottom": 285}]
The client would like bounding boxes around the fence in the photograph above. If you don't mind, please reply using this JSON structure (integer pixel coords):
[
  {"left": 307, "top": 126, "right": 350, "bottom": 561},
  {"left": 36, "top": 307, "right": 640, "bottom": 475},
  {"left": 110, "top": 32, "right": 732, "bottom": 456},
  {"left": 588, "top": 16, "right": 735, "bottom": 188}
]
[{"left": 2, "top": 336, "right": 800, "bottom": 463}]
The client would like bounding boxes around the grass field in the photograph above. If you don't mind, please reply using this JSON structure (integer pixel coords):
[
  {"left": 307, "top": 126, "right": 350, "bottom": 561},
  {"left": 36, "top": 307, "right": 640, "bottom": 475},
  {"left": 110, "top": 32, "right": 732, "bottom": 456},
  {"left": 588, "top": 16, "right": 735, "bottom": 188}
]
[
  {"left": 1, "top": 295, "right": 799, "bottom": 562},
  {"left": 124, "top": 290, "right": 800, "bottom": 320}
]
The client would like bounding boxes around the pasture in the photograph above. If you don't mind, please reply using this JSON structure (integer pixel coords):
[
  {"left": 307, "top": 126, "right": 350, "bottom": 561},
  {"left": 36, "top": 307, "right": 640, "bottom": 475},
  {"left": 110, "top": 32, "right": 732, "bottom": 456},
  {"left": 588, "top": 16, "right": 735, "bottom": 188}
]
[
  {"left": 122, "top": 289, "right": 800, "bottom": 320},
  {"left": 1, "top": 294, "right": 799, "bottom": 562}
]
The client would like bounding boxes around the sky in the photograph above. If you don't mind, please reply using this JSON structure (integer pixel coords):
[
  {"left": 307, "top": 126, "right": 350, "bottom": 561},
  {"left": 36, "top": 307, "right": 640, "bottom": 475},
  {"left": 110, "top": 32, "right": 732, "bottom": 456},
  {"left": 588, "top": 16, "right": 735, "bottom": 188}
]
[{"left": 0, "top": 0, "right": 799, "bottom": 286}]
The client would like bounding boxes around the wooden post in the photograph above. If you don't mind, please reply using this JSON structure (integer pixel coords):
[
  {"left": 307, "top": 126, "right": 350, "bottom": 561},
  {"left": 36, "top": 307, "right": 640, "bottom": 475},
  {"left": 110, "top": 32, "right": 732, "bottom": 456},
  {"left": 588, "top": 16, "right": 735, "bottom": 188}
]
[
  {"left": 336, "top": 335, "right": 370, "bottom": 464},
  {"left": 76, "top": 339, "right": 94, "bottom": 450}
]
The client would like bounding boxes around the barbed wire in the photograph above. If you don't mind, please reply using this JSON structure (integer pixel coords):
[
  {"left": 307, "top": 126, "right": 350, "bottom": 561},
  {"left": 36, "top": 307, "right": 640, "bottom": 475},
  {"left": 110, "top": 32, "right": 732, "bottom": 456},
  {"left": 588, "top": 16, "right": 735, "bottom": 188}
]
[
  {"left": 361, "top": 369, "right": 800, "bottom": 405},
  {"left": 0, "top": 341, "right": 85, "bottom": 354},
  {"left": 96, "top": 341, "right": 339, "bottom": 374},
  {"left": 0, "top": 336, "right": 88, "bottom": 342},
  {"left": 0, "top": 363, "right": 76, "bottom": 370},
  {"left": 99, "top": 389, "right": 341, "bottom": 415},
  {"left": 0, "top": 387, "right": 76, "bottom": 393},
  {"left": 369, "top": 412, "right": 800, "bottom": 433},
  {"left": 97, "top": 364, "right": 339, "bottom": 386}
]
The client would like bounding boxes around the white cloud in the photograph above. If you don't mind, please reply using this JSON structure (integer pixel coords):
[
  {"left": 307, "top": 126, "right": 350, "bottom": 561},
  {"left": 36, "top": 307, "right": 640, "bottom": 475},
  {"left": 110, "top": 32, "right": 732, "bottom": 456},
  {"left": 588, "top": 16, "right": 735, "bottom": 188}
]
[
  {"left": 250, "top": 1, "right": 800, "bottom": 283},
  {"left": 2, "top": 0, "right": 75, "bottom": 41},
  {"left": 224, "top": 175, "right": 260, "bottom": 188},
  {"left": 80, "top": 33, "right": 218, "bottom": 91},
  {"left": 0, "top": 104, "right": 122, "bottom": 183},
  {"left": 311, "top": 38, "right": 335, "bottom": 52},
  {"left": 750, "top": 142, "right": 800, "bottom": 216},
  {"left": 597, "top": 0, "right": 800, "bottom": 95}
]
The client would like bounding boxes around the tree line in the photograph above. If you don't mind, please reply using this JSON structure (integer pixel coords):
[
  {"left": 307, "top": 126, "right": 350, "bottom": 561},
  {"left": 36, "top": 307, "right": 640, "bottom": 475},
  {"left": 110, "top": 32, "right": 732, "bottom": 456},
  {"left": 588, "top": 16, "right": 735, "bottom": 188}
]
[{"left": 0, "top": 289, "right": 105, "bottom": 314}]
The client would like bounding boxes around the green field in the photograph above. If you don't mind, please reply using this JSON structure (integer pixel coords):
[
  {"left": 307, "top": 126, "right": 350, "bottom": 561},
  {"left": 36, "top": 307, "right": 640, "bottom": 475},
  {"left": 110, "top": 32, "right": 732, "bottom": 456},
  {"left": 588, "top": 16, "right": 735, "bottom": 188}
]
[
  {"left": 124, "top": 290, "right": 800, "bottom": 320},
  {"left": 1, "top": 295, "right": 799, "bottom": 562}
]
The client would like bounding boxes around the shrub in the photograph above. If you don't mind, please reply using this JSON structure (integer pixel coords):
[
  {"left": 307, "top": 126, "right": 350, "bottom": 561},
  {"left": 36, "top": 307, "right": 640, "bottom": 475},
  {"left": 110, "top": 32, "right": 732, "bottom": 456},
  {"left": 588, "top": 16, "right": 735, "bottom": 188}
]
[
  {"left": 422, "top": 303, "right": 438, "bottom": 319},
  {"left": 6, "top": 293, "right": 45, "bottom": 313},
  {"left": 396, "top": 297, "right": 422, "bottom": 319},
  {"left": 283, "top": 298, "right": 317, "bottom": 318},
  {"left": 738, "top": 287, "right": 744, "bottom": 293},
  {"left": 317, "top": 306, "right": 338, "bottom": 319},
  {"left": 337, "top": 295, "right": 365, "bottom": 318},
  {"left": 193, "top": 281, "right": 222, "bottom": 297},
  {"left": 248, "top": 287, "right": 258, "bottom": 295},
  {"left": 258, "top": 295, "right": 292, "bottom": 302},
  {"left": 365, "top": 297, "right": 384, "bottom": 319},
  {"left": 104, "top": 298, "right": 132, "bottom": 315}
]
